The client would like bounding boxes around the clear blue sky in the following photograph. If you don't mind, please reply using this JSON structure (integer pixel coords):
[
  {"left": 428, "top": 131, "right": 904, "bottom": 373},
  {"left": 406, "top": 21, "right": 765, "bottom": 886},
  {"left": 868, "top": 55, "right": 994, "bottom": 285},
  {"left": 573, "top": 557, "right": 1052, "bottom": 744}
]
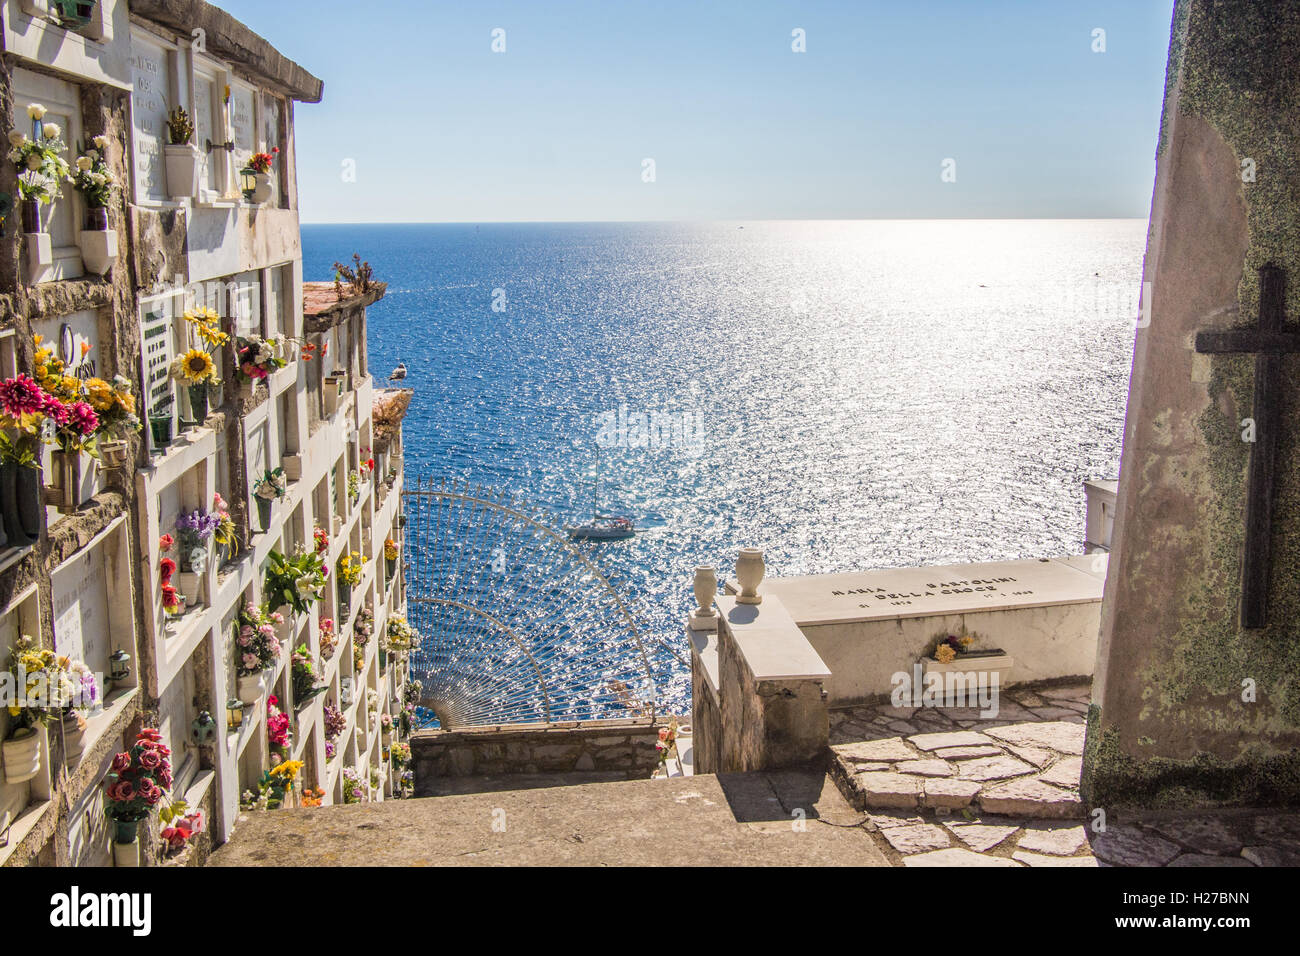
[{"left": 216, "top": 0, "right": 1176, "bottom": 223}]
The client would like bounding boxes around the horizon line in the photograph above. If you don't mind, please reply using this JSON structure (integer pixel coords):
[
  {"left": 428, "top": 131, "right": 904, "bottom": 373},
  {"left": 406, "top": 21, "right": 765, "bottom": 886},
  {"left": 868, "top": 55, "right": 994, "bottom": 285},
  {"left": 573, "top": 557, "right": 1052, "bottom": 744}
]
[{"left": 300, "top": 216, "right": 1150, "bottom": 226}]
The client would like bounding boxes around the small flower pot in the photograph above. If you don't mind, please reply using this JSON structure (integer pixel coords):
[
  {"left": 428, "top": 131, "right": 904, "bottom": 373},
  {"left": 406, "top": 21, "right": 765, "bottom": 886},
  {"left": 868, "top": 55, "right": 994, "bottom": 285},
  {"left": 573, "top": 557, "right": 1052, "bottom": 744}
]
[
  {"left": 86, "top": 206, "right": 109, "bottom": 231},
  {"left": 99, "top": 439, "right": 130, "bottom": 469},
  {"left": 164, "top": 143, "right": 203, "bottom": 200},
  {"left": 175, "top": 571, "right": 202, "bottom": 605},
  {"left": 338, "top": 583, "right": 352, "bottom": 613},
  {"left": 20, "top": 198, "right": 41, "bottom": 234},
  {"left": 77, "top": 226, "right": 117, "bottom": 275},
  {"left": 255, "top": 495, "right": 272, "bottom": 532},
  {"left": 150, "top": 413, "right": 174, "bottom": 450},
  {"left": 3, "top": 728, "right": 42, "bottom": 784},
  {"left": 323, "top": 379, "right": 340, "bottom": 415},
  {"left": 112, "top": 838, "right": 139, "bottom": 867},
  {"left": 111, "top": 817, "right": 140, "bottom": 846},
  {"left": 237, "top": 671, "right": 267, "bottom": 706},
  {"left": 0, "top": 461, "right": 42, "bottom": 546}
]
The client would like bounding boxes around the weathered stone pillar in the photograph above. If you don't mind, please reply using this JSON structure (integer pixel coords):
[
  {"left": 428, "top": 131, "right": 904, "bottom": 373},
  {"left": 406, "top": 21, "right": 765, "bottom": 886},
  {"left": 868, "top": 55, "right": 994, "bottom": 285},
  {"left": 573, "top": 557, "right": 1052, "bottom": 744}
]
[{"left": 1082, "top": 0, "right": 1300, "bottom": 810}]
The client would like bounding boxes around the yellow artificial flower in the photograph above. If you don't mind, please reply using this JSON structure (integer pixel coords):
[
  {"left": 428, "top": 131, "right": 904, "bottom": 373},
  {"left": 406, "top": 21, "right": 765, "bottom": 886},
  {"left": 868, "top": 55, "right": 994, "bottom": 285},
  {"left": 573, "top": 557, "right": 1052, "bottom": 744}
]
[
  {"left": 84, "top": 378, "right": 115, "bottom": 412},
  {"left": 934, "top": 644, "right": 957, "bottom": 664},
  {"left": 176, "top": 349, "right": 216, "bottom": 384}
]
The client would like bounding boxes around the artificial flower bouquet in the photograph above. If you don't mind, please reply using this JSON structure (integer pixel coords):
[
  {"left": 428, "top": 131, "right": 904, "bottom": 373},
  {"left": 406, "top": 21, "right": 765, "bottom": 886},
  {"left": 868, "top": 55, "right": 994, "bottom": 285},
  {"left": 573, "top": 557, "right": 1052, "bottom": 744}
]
[
  {"left": 175, "top": 507, "right": 219, "bottom": 573},
  {"left": 264, "top": 547, "right": 328, "bottom": 615},
  {"left": 254, "top": 465, "right": 288, "bottom": 501},
  {"left": 8, "top": 103, "right": 70, "bottom": 209},
  {"left": 234, "top": 603, "right": 283, "bottom": 676},
  {"left": 104, "top": 728, "right": 172, "bottom": 826},
  {"left": 236, "top": 334, "right": 288, "bottom": 384},
  {"left": 69, "top": 135, "right": 115, "bottom": 213},
  {"left": 382, "top": 616, "right": 419, "bottom": 661},
  {"left": 290, "top": 643, "right": 327, "bottom": 709},
  {"left": 336, "top": 550, "right": 365, "bottom": 588}
]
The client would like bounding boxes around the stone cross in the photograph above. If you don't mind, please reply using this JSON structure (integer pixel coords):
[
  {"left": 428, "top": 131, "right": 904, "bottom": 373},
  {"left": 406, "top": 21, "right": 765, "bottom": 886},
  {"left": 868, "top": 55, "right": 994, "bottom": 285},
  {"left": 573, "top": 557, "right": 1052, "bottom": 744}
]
[{"left": 1194, "top": 265, "right": 1300, "bottom": 628}]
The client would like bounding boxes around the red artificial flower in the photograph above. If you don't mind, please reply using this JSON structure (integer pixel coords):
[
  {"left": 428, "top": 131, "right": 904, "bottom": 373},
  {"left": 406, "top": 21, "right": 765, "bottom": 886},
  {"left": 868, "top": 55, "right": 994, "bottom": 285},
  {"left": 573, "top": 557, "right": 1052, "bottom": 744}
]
[
  {"left": 161, "top": 585, "right": 179, "bottom": 608},
  {"left": 159, "top": 557, "right": 177, "bottom": 581},
  {"left": 159, "top": 533, "right": 175, "bottom": 551}
]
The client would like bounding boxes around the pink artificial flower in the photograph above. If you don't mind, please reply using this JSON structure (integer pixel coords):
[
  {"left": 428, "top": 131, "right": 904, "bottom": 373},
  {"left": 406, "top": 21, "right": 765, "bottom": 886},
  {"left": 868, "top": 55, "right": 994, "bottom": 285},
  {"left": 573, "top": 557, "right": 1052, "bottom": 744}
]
[
  {"left": 0, "top": 374, "right": 46, "bottom": 417},
  {"left": 110, "top": 752, "right": 131, "bottom": 774},
  {"left": 66, "top": 401, "right": 99, "bottom": 436},
  {"left": 108, "top": 779, "right": 135, "bottom": 803},
  {"left": 138, "top": 749, "right": 162, "bottom": 769},
  {"left": 242, "top": 653, "right": 259, "bottom": 669},
  {"left": 40, "top": 392, "right": 71, "bottom": 426}
]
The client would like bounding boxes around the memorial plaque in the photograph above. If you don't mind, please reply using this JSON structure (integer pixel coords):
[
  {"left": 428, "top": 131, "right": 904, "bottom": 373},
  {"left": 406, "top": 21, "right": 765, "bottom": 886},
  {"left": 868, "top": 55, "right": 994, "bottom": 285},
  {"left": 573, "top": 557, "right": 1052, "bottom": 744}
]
[
  {"left": 52, "top": 543, "right": 112, "bottom": 677},
  {"left": 230, "top": 84, "right": 255, "bottom": 171},
  {"left": 130, "top": 37, "right": 169, "bottom": 202},
  {"left": 756, "top": 556, "right": 1106, "bottom": 627},
  {"left": 193, "top": 74, "right": 217, "bottom": 195},
  {"left": 142, "top": 307, "right": 175, "bottom": 417}
]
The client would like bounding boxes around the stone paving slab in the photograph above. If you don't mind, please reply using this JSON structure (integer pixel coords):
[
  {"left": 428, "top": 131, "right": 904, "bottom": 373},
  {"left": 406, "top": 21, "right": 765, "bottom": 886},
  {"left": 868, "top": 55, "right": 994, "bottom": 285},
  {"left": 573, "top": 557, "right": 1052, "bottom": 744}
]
[{"left": 829, "top": 682, "right": 1300, "bottom": 867}]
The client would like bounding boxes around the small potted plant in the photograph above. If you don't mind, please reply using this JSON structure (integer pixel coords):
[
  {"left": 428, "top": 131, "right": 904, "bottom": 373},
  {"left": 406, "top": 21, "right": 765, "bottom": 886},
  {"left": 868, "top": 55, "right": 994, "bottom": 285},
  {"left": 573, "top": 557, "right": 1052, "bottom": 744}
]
[
  {"left": 234, "top": 603, "right": 282, "bottom": 703},
  {"left": 69, "top": 134, "right": 117, "bottom": 274},
  {"left": 0, "top": 373, "right": 52, "bottom": 546},
  {"left": 264, "top": 547, "right": 328, "bottom": 617},
  {"left": 3, "top": 635, "right": 64, "bottom": 784},
  {"left": 252, "top": 466, "right": 287, "bottom": 531},
  {"left": 240, "top": 147, "right": 278, "bottom": 203},
  {"left": 86, "top": 374, "right": 139, "bottom": 469},
  {"left": 163, "top": 106, "right": 202, "bottom": 201},
  {"left": 103, "top": 728, "right": 172, "bottom": 866},
  {"left": 174, "top": 507, "right": 219, "bottom": 604},
  {"left": 335, "top": 550, "right": 365, "bottom": 612},
  {"left": 8, "top": 104, "right": 70, "bottom": 280}
]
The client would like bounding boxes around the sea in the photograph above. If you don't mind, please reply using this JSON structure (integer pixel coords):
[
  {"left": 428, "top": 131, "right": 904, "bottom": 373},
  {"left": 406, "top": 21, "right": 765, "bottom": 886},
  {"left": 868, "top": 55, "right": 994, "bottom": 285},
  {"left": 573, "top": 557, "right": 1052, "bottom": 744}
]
[{"left": 302, "top": 219, "right": 1146, "bottom": 718}]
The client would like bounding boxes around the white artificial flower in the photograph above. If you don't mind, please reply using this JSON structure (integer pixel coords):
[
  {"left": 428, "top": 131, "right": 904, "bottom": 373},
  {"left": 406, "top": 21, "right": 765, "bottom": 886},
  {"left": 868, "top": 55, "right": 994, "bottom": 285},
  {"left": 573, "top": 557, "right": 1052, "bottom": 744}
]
[
  {"left": 42, "top": 123, "right": 60, "bottom": 141},
  {"left": 93, "top": 135, "right": 108, "bottom": 150},
  {"left": 27, "top": 104, "right": 46, "bottom": 120},
  {"left": 25, "top": 154, "right": 41, "bottom": 172},
  {"left": 85, "top": 148, "right": 98, "bottom": 162},
  {"left": 76, "top": 156, "right": 93, "bottom": 171},
  {"left": 8, "top": 130, "right": 26, "bottom": 148}
]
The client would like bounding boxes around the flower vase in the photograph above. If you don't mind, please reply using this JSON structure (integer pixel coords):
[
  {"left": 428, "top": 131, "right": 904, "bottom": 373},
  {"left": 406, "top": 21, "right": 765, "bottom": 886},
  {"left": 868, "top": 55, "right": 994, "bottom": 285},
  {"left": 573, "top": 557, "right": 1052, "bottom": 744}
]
[
  {"left": 237, "top": 671, "right": 267, "bottom": 706},
  {"left": 87, "top": 206, "right": 109, "bottom": 230},
  {"left": 111, "top": 817, "right": 140, "bottom": 845},
  {"left": 2, "top": 728, "right": 42, "bottom": 784},
  {"left": 188, "top": 384, "right": 209, "bottom": 424},
  {"left": 60, "top": 715, "right": 85, "bottom": 768},
  {"left": 338, "top": 582, "right": 352, "bottom": 613},
  {"left": 163, "top": 143, "right": 202, "bottom": 200},
  {"left": 386, "top": 558, "right": 396, "bottom": 579},
  {"left": 20, "top": 198, "right": 41, "bottom": 234},
  {"left": 47, "top": 449, "right": 95, "bottom": 514},
  {"left": 255, "top": 495, "right": 272, "bottom": 532},
  {"left": 0, "top": 461, "right": 41, "bottom": 546},
  {"left": 176, "top": 571, "right": 202, "bottom": 605}
]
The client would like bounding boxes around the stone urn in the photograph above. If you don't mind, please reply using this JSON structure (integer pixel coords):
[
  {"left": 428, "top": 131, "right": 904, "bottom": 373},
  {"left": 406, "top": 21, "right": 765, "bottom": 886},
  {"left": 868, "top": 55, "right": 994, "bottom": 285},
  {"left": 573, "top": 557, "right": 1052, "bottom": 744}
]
[
  {"left": 735, "top": 548, "right": 765, "bottom": 605},
  {"left": 2, "top": 728, "right": 42, "bottom": 784},
  {"left": 689, "top": 566, "right": 719, "bottom": 630}
]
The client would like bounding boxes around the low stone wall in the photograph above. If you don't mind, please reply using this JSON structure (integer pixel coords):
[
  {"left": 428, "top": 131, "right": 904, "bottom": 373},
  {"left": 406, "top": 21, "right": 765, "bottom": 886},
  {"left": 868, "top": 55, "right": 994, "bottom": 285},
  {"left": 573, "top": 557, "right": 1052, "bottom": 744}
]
[
  {"left": 690, "top": 595, "right": 832, "bottom": 774},
  {"left": 411, "top": 718, "right": 663, "bottom": 794}
]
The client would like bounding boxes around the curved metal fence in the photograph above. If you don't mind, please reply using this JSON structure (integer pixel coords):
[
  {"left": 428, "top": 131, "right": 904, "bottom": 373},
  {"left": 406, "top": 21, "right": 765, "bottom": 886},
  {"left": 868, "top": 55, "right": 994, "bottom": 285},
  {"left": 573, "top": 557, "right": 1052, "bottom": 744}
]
[{"left": 402, "top": 477, "right": 659, "bottom": 728}]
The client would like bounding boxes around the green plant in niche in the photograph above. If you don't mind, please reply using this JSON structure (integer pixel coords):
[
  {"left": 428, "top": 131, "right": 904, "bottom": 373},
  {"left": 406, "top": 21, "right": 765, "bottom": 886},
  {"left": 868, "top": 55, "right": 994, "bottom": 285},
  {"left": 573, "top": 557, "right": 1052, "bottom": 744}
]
[{"left": 166, "top": 106, "right": 195, "bottom": 147}]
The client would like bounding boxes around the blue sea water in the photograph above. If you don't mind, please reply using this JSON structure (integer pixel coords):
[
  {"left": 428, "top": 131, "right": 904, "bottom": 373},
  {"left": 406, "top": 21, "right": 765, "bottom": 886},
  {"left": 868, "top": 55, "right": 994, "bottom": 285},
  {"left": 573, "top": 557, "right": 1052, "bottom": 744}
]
[{"left": 302, "top": 220, "right": 1145, "bottom": 717}]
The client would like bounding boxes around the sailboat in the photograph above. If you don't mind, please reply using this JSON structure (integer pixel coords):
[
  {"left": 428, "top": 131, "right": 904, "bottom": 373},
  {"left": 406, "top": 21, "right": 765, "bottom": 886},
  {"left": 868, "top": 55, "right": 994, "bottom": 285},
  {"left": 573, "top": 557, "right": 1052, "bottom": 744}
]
[{"left": 567, "top": 448, "right": 637, "bottom": 541}]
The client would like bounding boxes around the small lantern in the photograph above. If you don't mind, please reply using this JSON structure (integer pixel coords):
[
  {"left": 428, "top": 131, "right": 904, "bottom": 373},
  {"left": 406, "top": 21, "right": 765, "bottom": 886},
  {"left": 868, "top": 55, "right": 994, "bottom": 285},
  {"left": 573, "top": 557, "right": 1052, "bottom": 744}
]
[
  {"left": 109, "top": 649, "right": 131, "bottom": 685},
  {"left": 190, "top": 710, "right": 217, "bottom": 747},
  {"left": 226, "top": 698, "right": 244, "bottom": 731},
  {"left": 239, "top": 167, "right": 258, "bottom": 200}
]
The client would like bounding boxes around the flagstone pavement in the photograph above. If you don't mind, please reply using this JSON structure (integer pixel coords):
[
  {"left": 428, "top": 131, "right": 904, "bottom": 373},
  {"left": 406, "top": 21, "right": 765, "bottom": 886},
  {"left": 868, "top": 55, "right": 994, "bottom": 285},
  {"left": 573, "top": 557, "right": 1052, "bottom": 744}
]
[{"left": 829, "top": 681, "right": 1300, "bottom": 866}]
